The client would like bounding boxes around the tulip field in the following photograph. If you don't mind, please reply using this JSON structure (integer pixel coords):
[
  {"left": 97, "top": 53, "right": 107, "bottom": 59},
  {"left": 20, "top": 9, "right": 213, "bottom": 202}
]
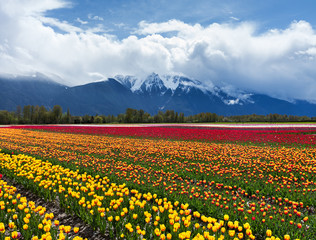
[{"left": 0, "top": 125, "right": 315, "bottom": 240}]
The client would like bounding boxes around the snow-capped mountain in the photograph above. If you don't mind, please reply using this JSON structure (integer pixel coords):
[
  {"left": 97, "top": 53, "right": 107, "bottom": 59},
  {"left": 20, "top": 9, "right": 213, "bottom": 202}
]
[
  {"left": 114, "top": 73, "right": 250, "bottom": 106},
  {"left": 116, "top": 73, "right": 209, "bottom": 94},
  {"left": 1, "top": 73, "right": 316, "bottom": 116}
]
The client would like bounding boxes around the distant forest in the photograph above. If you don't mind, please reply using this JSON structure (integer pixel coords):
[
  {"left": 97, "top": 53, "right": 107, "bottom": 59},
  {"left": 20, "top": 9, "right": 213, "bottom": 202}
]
[{"left": 0, "top": 105, "right": 315, "bottom": 125}]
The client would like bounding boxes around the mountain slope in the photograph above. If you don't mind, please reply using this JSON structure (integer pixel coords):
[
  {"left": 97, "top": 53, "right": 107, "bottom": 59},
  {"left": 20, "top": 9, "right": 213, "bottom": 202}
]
[
  {"left": 0, "top": 76, "right": 66, "bottom": 111},
  {"left": 54, "top": 79, "right": 141, "bottom": 115}
]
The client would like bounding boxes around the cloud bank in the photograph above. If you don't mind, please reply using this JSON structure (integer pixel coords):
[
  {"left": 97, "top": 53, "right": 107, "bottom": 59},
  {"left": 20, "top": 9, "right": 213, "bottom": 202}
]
[{"left": 1, "top": 0, "right": 316, "bottom": 102}]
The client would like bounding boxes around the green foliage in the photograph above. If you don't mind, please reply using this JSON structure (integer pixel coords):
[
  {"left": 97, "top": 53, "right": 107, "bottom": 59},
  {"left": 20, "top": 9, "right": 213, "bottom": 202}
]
[
  {"left": 0, "top": 105, "right": 73, "bottom": 125},
  {"left": 0, "top": 105, "right": 315, "bottom": 124}
]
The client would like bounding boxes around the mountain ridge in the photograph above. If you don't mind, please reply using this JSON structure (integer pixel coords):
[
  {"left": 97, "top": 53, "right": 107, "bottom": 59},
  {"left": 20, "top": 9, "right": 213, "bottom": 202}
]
[{"left": 1, "top": 73, "right": 316, "bottom": 116}]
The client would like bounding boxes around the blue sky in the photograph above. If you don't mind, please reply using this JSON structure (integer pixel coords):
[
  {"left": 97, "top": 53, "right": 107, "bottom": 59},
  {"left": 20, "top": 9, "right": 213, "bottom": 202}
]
[
  {"left": 47, "top": 0, "right": 316, "bottom": 37},
  {"left": 1, "top": 0, "right": 316, "bottom": 102}
]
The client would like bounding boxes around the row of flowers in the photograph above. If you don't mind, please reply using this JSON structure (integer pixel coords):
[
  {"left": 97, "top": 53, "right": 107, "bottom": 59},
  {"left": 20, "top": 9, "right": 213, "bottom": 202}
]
[
  {"left": 10, "top": 125, "right": 316, "bottom": 146},
  {"left": 0, "top": 173, "right": 84, "bottom": 240}
]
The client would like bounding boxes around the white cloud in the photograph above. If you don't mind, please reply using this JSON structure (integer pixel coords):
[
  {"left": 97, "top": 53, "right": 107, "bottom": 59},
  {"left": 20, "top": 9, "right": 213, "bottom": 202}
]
[
  {"left": 135, "top": 19, "right": 202, "bottom": 35},
  {"left": 114, "top": 23, "right": 126, "bottom": 28},
  {"left": 88, "top": 72, "right": 107, "bottom": 82},
  {"left": 1, "top": 1, "right": 316, "bottom": 102},
  {"left": 85, "top": 24, "right": 109, "bottom": 34},
  {"left": 0, "top": 0, "right": 70, "bottom": 17},
  {"left": 225, "top": 99, "right": 240, "bottom": 105},
  {"left": 230, "top": 16, "right": 239, "bottom": 21},
  {"left": 39, "top": 16, "right": 82, "bottom": 32},
  {"left": 88, "top": 14, "right": 104, "bottom": 21},
  {"left": 76, "top": 17, "right": 88, "bottom": 25}
]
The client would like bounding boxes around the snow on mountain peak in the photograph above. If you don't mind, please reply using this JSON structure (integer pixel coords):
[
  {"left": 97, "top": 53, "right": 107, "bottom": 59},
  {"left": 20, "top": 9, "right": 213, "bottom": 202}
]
[
  {"left": 142, "top": 73, "right": 166, "bottom": 92},
  {"left": 114, "top": 75, "right": 139, "bottom": 90},
  {"left": 160, "top": 75, "right": 181, "bottom": 90},
  {"left": 114, "top": 73, "right": 211, "bottom": 94}
]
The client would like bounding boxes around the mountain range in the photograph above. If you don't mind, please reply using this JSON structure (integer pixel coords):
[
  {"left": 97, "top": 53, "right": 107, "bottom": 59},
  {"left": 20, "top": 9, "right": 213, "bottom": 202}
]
[{"left": 1, "top": 73, "right": 316, "bottom": 116}]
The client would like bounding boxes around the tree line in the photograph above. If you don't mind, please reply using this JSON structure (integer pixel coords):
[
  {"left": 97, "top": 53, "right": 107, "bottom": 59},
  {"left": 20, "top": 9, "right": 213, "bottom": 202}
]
[
  {"left": 0, "top": 105, "right": 315, "bottom": 125},
  {"left": 0, "top": 105, "right": 70, "bottom": 124}
]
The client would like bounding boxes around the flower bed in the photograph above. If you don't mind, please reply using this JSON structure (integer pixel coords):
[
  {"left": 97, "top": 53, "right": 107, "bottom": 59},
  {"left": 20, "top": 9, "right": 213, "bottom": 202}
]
[{"left": 0, "top": 126, "right": 315, "bottom": 239}]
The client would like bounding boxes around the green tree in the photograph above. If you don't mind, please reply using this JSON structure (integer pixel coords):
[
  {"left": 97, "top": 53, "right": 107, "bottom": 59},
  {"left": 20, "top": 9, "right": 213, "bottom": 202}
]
[
  {"left": 52, "top": 105, "right": 63, "bottom": 123},
  {"left": 23, "top": 105, "right": 31, "bottom": 123},
  {"left": 94, "top": 116, "right": 103, "bottom": 124},
  {"left": 0, "top": 111, "right": 12, "bottom": 124},
  {"left": 178, "top": 112, "right": 184, "bottom": 123},
  {"left": 125, "top": 108, "right": 137, "bottom": 123},
  {"left": 137, "top": 109, "right": 145, "bottom": 123},
  {"left": 16, "top": 105, "right": 22, "bottom": 122},
  {"left": 67, "top": 108, "right": 71, "bottom": 123},
  {"left": 38, "top": 106, "right": 47, "bottom": 124},
  {"left": 32, "top": 105, "right": 40, "bottom": 124}
]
